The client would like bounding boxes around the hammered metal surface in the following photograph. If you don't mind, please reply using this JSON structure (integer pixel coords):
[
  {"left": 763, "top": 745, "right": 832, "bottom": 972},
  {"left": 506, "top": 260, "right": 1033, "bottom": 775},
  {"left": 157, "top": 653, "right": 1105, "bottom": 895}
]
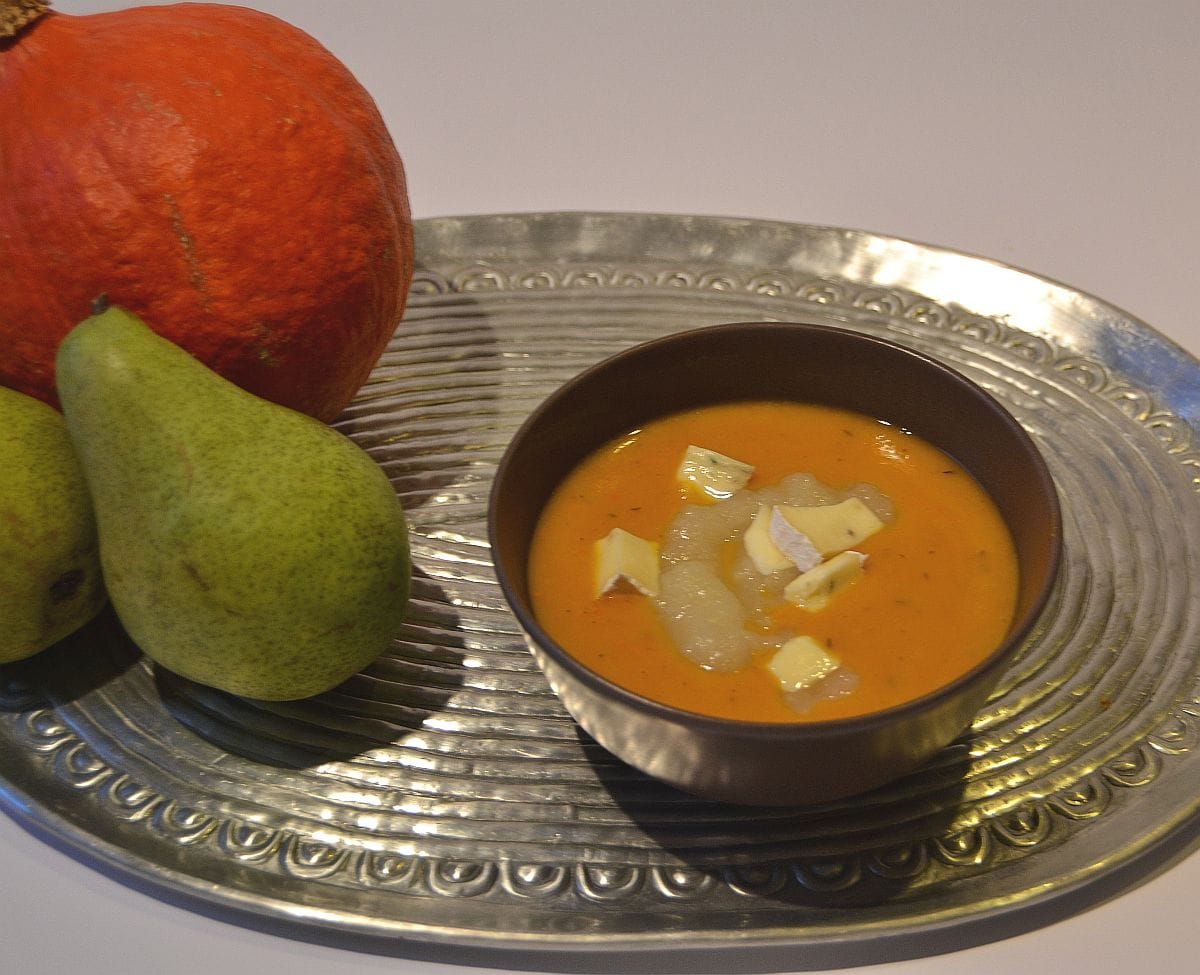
[{"left": 1, "top": 213, "right": 1199, "bottom": 953}]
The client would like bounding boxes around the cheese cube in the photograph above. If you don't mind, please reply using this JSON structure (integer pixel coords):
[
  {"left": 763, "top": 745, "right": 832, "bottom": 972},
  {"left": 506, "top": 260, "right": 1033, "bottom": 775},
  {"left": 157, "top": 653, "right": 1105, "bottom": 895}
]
[
  {"left": 744, "top": 504, "right": 823, "bottom": 574},
  {"left": 774, "top": 498, "right": 884, "bottom": 557},
  {"left": 783, "top": 550, "right": 867, "bottom": 611},
  {"left": 676, "top": 445, "right": 754, "bottom": 500},
  {"left": 594, "top": 527, "right": 660, "bottom": 598},
  {"left": 768, "top": 635, "right": 840, "bottom": 692},
  {"left": 743, "top": 504, "right": 791, "bottom": 573},
  {"left": 768, "top": 506, "right": 823, "bottom": 572}
]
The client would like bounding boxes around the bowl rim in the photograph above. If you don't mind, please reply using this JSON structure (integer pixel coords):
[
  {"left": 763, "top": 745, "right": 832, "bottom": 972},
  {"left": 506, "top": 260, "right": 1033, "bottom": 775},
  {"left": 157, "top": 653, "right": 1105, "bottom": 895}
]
[{"left": 488, "top": 321, "right": 1063, "bottom": 740}]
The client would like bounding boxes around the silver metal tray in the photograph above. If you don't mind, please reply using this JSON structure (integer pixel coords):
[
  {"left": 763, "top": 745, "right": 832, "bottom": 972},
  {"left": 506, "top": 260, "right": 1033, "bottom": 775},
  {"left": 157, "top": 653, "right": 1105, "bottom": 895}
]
[{"left": 3, "top": 212, "right": 1199, "bottom": 965}]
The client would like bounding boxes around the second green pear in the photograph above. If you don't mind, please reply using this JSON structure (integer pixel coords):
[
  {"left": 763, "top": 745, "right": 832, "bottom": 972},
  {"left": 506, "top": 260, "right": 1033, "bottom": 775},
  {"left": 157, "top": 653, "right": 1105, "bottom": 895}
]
[
  {"left": 55, "top": 305, "right": 411, "bottom": 700},
  {"left": 0, "top": 385, "right": 106, "bottom": 663}
]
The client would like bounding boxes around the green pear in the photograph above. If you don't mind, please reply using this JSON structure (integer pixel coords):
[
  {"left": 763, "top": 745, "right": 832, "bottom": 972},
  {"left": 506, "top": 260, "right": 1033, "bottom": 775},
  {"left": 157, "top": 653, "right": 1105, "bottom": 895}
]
[
  {"left": 0, "top": 386, "right": 107, "bottom": 663},
  {"left": 55, "top": 305, "right": 410, "bottom": 700}
]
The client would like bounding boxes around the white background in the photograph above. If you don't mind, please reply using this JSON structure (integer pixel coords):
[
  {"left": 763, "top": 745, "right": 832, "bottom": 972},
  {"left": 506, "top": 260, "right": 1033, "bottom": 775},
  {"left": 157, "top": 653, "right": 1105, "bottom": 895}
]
[{"left": 4, "top": 1, "right": 1200, "bottom": 973}]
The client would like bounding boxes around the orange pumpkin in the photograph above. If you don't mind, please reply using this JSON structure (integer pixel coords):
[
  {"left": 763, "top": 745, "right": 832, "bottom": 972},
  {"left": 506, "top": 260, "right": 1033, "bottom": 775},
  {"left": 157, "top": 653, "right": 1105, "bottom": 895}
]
[{"left": 0, "top": 1, "right": 412, "bottom": 422}]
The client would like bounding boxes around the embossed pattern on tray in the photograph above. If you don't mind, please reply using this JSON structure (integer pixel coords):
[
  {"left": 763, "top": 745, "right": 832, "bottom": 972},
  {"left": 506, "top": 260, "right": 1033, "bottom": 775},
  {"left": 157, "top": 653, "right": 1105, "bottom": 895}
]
[{"left": 1, "top": 213, "right": 1198, "bottom": 954}]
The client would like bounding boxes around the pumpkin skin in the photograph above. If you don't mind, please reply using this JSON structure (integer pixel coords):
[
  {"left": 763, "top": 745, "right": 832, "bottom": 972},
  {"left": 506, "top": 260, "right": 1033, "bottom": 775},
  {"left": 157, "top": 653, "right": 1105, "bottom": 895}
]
[{"left": 0, "top": 3, "right": 412, "bottom": 422}]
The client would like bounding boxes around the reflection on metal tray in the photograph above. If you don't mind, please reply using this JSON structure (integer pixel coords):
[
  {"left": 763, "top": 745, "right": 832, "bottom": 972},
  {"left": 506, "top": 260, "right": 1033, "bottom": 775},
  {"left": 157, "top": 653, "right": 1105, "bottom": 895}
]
[{"left": 2, "top": 213, "right": 1199, "bottom": 961}]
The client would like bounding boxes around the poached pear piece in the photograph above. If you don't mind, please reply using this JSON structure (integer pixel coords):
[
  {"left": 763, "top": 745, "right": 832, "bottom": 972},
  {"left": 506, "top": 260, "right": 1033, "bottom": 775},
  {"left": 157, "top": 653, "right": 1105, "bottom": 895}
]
[
  {"left": 0, "top": 386, "right": 107, "bottom": 663},
  {"left": 55, "top": 305, "right": 411, "bottom": 700}
]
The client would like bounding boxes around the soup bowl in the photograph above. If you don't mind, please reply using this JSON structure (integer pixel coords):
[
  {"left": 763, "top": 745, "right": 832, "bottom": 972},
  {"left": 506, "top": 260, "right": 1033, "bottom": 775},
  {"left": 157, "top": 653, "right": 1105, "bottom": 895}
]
[{"left": 487, "top": 322, "right": 1061, "bottom": 806}]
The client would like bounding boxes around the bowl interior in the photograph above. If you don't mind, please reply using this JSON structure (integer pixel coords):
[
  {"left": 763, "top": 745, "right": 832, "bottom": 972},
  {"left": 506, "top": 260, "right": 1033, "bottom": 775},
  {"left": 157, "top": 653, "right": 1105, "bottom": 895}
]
[{"left": 489, "top": 321, "right": 1062, "bottom": 722}]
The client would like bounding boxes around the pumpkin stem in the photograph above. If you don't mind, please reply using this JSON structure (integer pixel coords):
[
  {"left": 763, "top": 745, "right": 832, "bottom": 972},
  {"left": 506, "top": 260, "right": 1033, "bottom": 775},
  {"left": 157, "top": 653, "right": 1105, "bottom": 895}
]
[{"left": 0, "top": 0, "right": 50, "bottom": 39}]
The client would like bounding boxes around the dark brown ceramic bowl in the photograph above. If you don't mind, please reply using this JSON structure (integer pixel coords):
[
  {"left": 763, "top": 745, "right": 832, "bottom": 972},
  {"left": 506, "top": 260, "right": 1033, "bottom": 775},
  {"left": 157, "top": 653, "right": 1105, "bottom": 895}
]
[{"left": 488, "top": 322, "right": 1061, "bottom": 806}]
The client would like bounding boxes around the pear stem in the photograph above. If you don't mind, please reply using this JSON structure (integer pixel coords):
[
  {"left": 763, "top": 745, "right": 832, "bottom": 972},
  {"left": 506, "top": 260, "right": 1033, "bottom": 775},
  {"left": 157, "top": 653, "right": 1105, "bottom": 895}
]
[
  {"left": 0, "top": 0, "right": 50, "bottom": 39},
  {"left": 91, "top": 294, "right": 111, "bottom": 316}
]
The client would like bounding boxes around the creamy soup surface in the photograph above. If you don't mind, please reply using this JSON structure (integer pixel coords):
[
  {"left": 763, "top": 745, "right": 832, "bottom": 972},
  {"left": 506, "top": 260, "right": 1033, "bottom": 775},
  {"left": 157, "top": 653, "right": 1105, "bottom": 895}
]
[{"left": 527, "top": 401, "right": 1019, "bottom": 722}]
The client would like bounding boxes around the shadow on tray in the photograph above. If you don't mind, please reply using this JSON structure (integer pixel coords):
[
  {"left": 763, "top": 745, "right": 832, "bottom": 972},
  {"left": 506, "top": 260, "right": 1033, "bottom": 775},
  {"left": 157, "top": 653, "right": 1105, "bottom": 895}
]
[
  {"left": 0, "top": 605, "right": 142, "bottom": 713},
  {"left": 154, "top": 567, "right": 466, "bottom": 769},
  {"left": 574, "top": 721, "right": 974, "bottom": 911},
  {"left": 0, "top": 568, "right": 467, "bottom": 773}
]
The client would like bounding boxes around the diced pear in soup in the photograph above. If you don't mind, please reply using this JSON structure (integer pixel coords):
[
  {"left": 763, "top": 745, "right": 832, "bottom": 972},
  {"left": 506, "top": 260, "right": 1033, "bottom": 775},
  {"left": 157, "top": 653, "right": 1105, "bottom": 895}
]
[
  {"left": 656, "top": 560, "right": 754, "bottom": 672},
  {"left": 594, "top": 527, "right": 659, "bottom": 598},
  {"left": 676, "top": 445, "right": 754, "bottom": 500},
  {"left": 768, "top": 635, "right": 841, "bottom": 692},
  {"left": 743, "top": 504, "right": 824, "bottom": 574},
  {"left": 774, "top": 497, "right": 884, "bottom": 557},
  {"left": 784, "top": 550, "right": 867, "bottom": 611}
]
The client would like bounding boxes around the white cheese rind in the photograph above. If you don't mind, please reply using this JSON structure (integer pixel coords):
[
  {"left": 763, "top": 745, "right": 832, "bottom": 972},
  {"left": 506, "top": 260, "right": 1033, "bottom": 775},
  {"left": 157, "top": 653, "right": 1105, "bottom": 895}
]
[
  {"left": 676, "top": 445, "right": 755, "bottom": 500},
  {"left": 744, "top": 504, "right": 825, "bottom": 574},
  {"left": 743, "top": 505, "right": 792, "bottom": 574},
  {"left": 768, "top": 635, "right": 841, "bottom": 692},
  {"left": 768, "top": 506, "right": 823, "bottom": 572},
  {"left": 774, "top": 498, "right": 884, "bottom": 556},
  {"left": 783, "top": 550, "right": 867, "bottom": 611},
  {"left": 593, "top": 528, "right": 660, "bottom": 598}
]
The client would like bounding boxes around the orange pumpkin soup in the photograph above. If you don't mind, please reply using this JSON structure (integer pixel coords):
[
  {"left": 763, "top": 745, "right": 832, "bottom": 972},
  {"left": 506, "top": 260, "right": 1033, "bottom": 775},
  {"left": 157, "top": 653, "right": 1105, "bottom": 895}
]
[{"left": 527, "top": 401, "right": 1019, "bottom": 722}]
